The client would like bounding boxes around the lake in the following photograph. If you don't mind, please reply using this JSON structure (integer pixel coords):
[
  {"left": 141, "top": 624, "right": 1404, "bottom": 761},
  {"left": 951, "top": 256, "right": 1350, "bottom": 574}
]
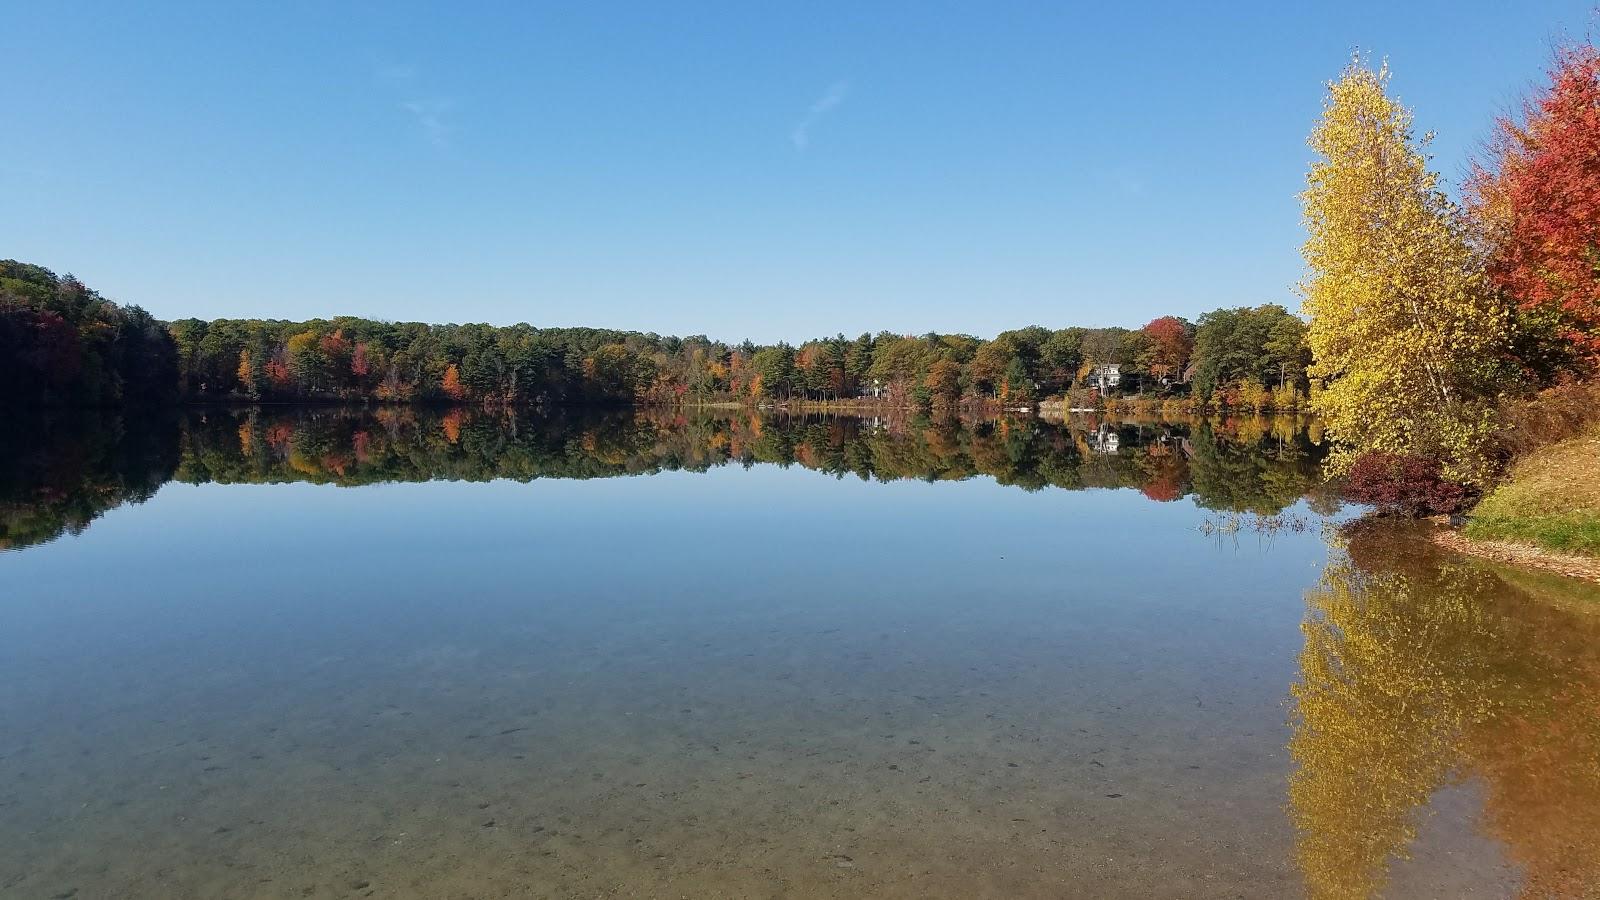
[{"left": 2, "top": 408, "right": 1597, "bottom": 899}]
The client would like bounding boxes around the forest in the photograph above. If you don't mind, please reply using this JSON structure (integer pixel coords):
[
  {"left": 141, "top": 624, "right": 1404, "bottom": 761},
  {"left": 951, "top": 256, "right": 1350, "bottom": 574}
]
[
  {"left": 0, "top": 261, "right": 178, "bottom": 407},
  {"left": 3, "top": 260, "right": 1307, "bottom": 413}
]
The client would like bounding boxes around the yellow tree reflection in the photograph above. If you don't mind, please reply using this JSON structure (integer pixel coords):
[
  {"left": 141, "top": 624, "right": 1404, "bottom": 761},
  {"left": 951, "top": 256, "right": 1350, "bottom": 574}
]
[{"left": 1289, "top": 524, "right": 1600, "bottom": 899}]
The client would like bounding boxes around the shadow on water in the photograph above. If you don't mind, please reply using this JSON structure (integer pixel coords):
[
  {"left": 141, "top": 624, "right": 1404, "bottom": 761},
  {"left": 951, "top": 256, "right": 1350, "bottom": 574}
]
[
  {"left": 1290, "top": 521, "right": 1600, "bottom": 899},
  {"left": 0, "top": 409, "right": 179, "bottom": 551},
  {"left": 2, "top": 406, "right": 1331, "bottom": 551}
]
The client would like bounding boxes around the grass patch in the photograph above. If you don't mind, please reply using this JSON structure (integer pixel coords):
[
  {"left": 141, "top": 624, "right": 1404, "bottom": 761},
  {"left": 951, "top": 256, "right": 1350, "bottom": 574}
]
[
  {"left": 1465, "top": 514, "right": 1600, "bottom": 556},
  {"left": 1466, "top": 426, "right": 1600, "bottom": 558}
]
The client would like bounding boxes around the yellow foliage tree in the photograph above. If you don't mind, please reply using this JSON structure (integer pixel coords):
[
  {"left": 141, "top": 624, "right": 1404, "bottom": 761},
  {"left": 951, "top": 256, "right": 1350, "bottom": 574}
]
[
  {"left": 1300, "top": 59, "right": 1511, "bottom": 485},
  {"left": 235, "top": 348, "right": 258, "bottom": 397},
  {"left": 1233, "top": 378, "right": 1269, "bottom": 413}
]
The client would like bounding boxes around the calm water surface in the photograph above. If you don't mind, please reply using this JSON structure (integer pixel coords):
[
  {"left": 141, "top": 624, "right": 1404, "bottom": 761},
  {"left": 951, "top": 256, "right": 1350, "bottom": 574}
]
[{"left": 1, "top": 410, "right": 1596, "bottom": 898}]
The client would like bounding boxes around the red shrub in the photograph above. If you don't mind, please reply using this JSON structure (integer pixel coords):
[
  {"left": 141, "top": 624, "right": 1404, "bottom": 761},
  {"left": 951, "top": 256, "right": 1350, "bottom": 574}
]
[{"left": 1343, "top": 452, "right": 1473, "bottom": 517}]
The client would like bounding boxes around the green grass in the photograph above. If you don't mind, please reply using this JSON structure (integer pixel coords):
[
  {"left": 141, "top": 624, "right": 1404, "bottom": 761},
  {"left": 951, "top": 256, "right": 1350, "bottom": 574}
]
[
  {"left": 1466, "top": 426, "right": 1600, "bottom": 558},
  {"left": 1464, "top": 513, "right": 1600, "bottom": 556}
]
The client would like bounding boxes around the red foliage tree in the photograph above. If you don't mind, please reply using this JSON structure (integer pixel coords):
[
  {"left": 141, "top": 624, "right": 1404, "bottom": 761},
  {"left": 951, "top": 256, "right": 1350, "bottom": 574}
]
[
  {"left": 1471, "top": 43, "right": 1600, "bottom": 368},
  {"left": 1140, "top": 316, "right": 1194, "bottom": 379},
  {"left": 318, "top": 329, "right": 350, "bottom": 359},
  {"left": 264, "top": 356, "right": 291, "bottom": 388}
]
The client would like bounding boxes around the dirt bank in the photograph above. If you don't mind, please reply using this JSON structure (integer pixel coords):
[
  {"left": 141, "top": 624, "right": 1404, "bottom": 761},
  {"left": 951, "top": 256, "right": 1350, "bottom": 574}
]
[{"left": 1432, "top": 527, "right": 1600, "bottom": 585}]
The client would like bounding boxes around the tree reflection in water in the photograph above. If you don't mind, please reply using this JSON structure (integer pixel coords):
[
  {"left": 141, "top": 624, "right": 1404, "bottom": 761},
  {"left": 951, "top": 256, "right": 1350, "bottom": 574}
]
[
  {"left": 1291, "top": 522, "right": 1600, "bottom": 899},
  {"left": 3, "top": 407, "right": 1328, "bottom": 550}
]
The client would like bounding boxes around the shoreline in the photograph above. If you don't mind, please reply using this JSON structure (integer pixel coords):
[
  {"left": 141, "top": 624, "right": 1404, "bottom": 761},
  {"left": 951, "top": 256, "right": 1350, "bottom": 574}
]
[{"left": 1431, "top": 526, "right": 1600, "bottom": 585}]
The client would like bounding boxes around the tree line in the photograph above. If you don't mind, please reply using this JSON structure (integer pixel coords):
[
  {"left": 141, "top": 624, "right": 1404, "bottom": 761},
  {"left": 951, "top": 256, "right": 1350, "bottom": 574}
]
[
  {"left": 5, "top": 259, "right": 1311, "bottom": 412},
  {"left": 168, "top": 306, "right": 1310, "bottom": 412}
]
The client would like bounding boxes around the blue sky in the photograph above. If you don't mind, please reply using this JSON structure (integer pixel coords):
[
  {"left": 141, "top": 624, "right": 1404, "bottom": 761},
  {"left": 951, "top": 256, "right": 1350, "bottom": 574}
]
[{"left": 3, "top": 2, "right": 1594, "bottom": 342}]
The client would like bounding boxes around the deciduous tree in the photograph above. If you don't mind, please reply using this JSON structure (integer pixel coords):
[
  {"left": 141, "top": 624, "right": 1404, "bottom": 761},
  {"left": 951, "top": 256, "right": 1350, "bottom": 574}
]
[
  {"left": 1301, "top": 60, "right": 1512, "bottom": 484},
  {"left": 1470, "top": 42, "right": 1600, "bottom": 372},
  {"left": 1139, "top": 316, "right": 1194, "bottom": 381},
  {"left": 441, "top": 363, "right": 466, "bottom": 401}
]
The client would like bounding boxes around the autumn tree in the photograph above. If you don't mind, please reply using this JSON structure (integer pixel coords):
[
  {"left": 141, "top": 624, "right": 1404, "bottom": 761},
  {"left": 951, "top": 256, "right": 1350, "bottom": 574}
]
[
  {"left": 1078, "top": 327, "right": 1129, "bottom": 369},
  {"left": 318, "top": 330, "right": 352, "bottom": 391},
  {"left": 1470, "top": 41, "right": 1600, "bottom": 373},
  {"left": 0, "top": 260, "right": 177, "bottom": 407},
  {"left": 579, "top": 344, "right": 638, "bottom": 402},
  {"left": 1301, "top": 60, "right": 1512, "bottom": 484},
  {"left": 795, "top": 340, "right": 847, "bottom": 400},
  {"left": 1138, "top": 316, "right": 1194, "bottom": 382},
  {"left": 350, "top": 342, "right": 371, "bottom": 379},
  {"left": 285, "top": 331, "right": 324, "bottom": 393},
  {"left": 440, "top": 363, "right": 466, "bottom": 401},
  {"left": 967, "top": 338, "right": 1016, "bottom": 398},
  {"left": 236, "top": 348, "right": 265, "bottom": 398},
  {"left": 924, "top": 357, "right": 962, "bottom": 410}
]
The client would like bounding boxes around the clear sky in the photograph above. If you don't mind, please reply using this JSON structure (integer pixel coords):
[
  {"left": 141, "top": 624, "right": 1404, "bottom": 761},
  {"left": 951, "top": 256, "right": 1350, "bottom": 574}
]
[{"left": 3, "top": 2, "right": 1595, "bottom": 342}]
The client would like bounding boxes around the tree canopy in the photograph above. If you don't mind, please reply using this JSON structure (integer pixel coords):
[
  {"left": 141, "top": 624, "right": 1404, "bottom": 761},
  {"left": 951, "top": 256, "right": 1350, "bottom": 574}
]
[
  {"left": 1300, "top": 60, "right": 1513, "bottom": 484},
  {"left": 0, "top": 260, "right": 177, "bottom": 407},
  {"left": 1471, "top": 42, "right": 1600, "bottom": 375}
]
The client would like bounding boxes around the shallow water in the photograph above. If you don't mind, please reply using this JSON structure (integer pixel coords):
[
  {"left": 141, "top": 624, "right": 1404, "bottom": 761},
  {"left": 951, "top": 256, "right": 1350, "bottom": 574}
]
[{"left": 1, "top": 410, "right": 1596, "bottom": 898}]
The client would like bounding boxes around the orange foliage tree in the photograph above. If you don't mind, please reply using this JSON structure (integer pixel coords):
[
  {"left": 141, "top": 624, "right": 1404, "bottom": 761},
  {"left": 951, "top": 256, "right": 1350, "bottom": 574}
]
[{"left": 441, "top": 364, "right": 466, "bottom": 401}]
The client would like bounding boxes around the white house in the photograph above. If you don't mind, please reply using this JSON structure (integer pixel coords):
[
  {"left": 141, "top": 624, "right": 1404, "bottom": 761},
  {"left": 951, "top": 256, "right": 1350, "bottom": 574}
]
[{"left": 1088, "top": 363, "right": 1122, "bottom": 392}]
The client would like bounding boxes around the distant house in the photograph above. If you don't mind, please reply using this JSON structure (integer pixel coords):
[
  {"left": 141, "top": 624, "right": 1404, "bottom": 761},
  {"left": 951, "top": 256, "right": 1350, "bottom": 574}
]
[{"left": 1088, "top": 363, "right": 1122, "bottom": 392}]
